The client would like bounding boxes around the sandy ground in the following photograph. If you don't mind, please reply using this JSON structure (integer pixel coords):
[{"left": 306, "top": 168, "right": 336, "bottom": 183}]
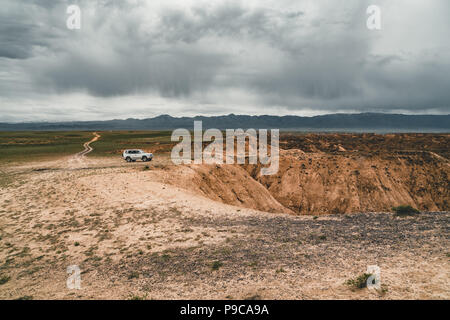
[{"left": 0, "top": 151, "right": 449, "bottom": 300}]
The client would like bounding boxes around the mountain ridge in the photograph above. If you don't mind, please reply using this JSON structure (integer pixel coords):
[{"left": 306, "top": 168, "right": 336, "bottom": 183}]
[{"left": 1, "top": 113, "right": 449, "bottom": 131}]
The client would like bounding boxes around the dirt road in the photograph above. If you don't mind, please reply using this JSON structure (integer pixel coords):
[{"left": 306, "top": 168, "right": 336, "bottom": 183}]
[{"left": 76, "top": 132, "right": 100, "bottom": 157}]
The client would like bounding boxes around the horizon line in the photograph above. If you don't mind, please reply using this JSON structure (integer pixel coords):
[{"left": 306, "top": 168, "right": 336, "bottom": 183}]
[{"left": 2, "top": 112, "right": 450, "bottom": 125}]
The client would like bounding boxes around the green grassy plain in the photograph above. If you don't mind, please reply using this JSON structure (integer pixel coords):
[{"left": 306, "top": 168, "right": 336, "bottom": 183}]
[
  {"left": 0, "top": 131, "right": 93, "bottom": 163},
  {"left": 89, "top": 131, "right": 173, "bottom": 157},
  {"left": 0, "top": 131, "right": 173, "bottom": 163}
]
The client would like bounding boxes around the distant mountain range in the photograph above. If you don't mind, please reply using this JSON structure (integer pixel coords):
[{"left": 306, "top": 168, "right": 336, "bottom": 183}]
[{"left": 1, "top": 113, "right": 449, "bottom": 132}]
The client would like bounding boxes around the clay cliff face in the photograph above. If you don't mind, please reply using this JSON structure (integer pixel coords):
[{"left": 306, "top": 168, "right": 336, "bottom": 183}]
[
  {"left": 246, "top": 150, "right": 448, "bottom": 214},
  {"left": 160, "top": 134, "right": 449, "bottom": 215}
]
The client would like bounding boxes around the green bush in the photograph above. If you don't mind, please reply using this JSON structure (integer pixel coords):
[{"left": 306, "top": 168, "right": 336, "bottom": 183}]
[
  {"left": 392, "top": 205, "right": 420, "bottom": 216},
  {"left": 345, "top": 273, "right": 372, "bottom": 289},
  {"left": 0, "top": 275, "right": 11, "bottom": 285},
  {"left": 129, "top": 294, "right": 147, "bottom": 300},
  {"left": 128, "top": 271, "right": 139, "bottom": 279},
  {"left": 211, "top": 260, "right": 223, "bottom": 271}
]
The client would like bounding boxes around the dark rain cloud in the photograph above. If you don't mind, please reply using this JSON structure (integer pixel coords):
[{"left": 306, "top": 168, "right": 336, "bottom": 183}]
[{"left": 0, "top": 0, "right": 449, "bottom": 120}]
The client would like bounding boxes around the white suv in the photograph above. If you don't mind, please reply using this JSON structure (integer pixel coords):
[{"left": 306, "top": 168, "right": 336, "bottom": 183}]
[{"left": 123, "top": 149, "right": 153, "bottom": 162}]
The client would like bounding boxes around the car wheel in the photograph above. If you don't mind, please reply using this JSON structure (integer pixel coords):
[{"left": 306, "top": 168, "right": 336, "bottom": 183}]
[
  {"left": 142, "top": 156, "right": 148, "bottom": 162},
  {"left": 126, "top": 157, "right": 132, "bottom": 162}
]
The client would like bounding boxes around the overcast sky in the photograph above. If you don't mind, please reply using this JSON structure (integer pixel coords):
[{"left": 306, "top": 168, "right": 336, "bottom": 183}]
[{"left": 0, "top": 0, "right": 449, "bottom": 122}]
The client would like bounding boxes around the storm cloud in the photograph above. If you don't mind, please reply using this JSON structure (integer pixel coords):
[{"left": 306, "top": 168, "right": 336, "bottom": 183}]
[{"left": 0, "top": 0, "right": 449, "bottom": 121}]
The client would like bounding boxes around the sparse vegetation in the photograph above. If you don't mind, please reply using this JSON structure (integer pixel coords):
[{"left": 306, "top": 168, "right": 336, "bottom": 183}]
[
  {"left": 0, "top": 131, "right": 93, "bottom": 162},
  {"left": 392, "top": 205, "right": 420, "bottom": 216},
  {"left": 161, "top": 254, "right": 170, "bottom": 261},
  {"left": 0, "top": 275, "right": 11, "bottom": 285},
  {"left": 0, "top": 171, "right": 13, "bottom": 188},
  {"left": 0, "top": 130, "right": 173, "bottom": 162},
  {"left": 211, "top": 260, "right": 223, "bottom": 270},
  {"left": 128, "top": 293, "right": 147, "bottom": 300},
  {"left": 380, "top": 285, "right": 389, "bottom": 295},
  {"left": 345, "top": 273, "right": 373, "bottom": 289},
  {"left": 128, "top": 271, "right": 140, "bottom": 279},
  {"left": 89, "top": 130, "right": 173, "bottom": 157},
  {"left": 0, "top": 131, "right": 448, "bottom": 299}
]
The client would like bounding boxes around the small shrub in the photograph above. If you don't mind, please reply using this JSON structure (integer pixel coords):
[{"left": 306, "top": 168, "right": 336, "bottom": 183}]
[
  {"left": 128, "top": 272, "right": 139, "bottom": 279},
  {"left": 74, "top": 242, "right": 80, "bottom": 246},
  {"left": 392, "top": 205, "right": 420, "bottom": 216},
  {"left": 380, "top": 285, "right": 389, "bottom": 295},
  {"left": 276, "top": 267, "right": 286, "bottom": 273},
  {"left": 129, "top": 294, "right": 147, "bottom": 300},
  {"left": 345, "top": 273, "right": 372, "bottom": 289},
  {"left": 211, "top": 260, "right": 223, "bottom": 270},
  {"left": 161, "top": 254, "right": 170, "bottom": 261},
  {"left": 0, "top": 275, "right": 11, "bottom": 285}
]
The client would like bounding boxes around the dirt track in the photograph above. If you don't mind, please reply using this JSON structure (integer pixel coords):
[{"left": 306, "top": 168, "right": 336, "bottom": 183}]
[{"left": 76, "top": 132, "right": 100, "bottom": 157}]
